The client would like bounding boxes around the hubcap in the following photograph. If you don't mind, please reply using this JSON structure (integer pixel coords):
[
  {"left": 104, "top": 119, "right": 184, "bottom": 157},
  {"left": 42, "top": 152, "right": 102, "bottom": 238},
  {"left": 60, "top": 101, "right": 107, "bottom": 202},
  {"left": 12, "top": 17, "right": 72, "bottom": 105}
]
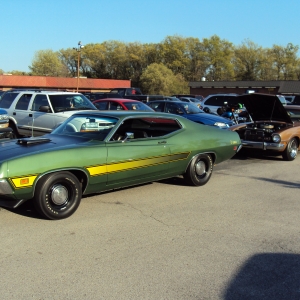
[
  {"left": 51, "top": 184, "right": 69, "bottom": 206},
  {"left": 195, "top": 160, "right": 206, "bottom": 176},
  {"left": 289, "top": 140, "right": 298, "bottom": 158}
]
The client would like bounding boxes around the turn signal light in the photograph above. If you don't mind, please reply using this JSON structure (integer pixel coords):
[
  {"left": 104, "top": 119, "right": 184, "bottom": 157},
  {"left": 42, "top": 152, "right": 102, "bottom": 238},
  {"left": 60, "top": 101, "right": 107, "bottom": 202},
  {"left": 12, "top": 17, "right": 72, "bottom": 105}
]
[{"left": 20, "top": 178, "right": 29, "bottom": 185}]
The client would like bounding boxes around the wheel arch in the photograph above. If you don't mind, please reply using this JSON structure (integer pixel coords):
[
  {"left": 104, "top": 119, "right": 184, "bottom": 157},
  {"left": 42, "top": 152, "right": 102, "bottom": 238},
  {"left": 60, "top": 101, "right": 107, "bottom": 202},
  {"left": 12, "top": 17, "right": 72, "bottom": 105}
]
[
  {"left": 33, "top": 168, "right": 89, "bottom": 195},
  {"left": 8, "top": 118, "right": 19, "bottom": 136},
  {"left": 185, "top": 151, "right": 216, "bottom": 172}
]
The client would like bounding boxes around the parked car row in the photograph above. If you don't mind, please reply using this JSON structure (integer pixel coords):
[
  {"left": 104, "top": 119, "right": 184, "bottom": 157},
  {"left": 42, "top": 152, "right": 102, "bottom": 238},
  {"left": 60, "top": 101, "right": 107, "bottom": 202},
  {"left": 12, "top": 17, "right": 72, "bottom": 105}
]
[
  {"left": 0, "top": 109, "right": 242, "bottom": 220},
  {"left": 1, "top": 88, "right": 300, "bottom": 221}
]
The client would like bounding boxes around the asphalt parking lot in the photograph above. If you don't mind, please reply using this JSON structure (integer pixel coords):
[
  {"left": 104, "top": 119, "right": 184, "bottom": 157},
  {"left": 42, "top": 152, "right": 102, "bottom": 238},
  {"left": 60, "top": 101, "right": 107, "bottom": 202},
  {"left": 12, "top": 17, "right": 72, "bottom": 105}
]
[{"left": 1, "top": 150, "right": 300, "bottom": 300}]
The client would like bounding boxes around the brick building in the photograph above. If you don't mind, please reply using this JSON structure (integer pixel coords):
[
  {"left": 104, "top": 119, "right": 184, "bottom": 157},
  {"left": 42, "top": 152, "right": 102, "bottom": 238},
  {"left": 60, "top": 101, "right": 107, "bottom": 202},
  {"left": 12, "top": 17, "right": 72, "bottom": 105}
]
[{"left": 189, "top": 80, "right": 300, "bottom": 98}]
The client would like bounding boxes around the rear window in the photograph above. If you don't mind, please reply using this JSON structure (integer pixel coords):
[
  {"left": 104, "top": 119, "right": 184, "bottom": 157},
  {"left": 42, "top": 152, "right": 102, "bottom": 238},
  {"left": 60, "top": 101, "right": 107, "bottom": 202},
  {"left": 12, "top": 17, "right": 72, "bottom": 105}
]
[{"left": 0, "top": 92, "right": 19, "bottom": 108}]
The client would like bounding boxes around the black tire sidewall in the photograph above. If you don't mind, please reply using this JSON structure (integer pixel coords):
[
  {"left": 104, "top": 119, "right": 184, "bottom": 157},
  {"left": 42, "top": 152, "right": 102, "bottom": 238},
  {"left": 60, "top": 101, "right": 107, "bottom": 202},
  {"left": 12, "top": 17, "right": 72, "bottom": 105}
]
[{"left": 34, "top": 172, "right": 82, "bottom": 220}]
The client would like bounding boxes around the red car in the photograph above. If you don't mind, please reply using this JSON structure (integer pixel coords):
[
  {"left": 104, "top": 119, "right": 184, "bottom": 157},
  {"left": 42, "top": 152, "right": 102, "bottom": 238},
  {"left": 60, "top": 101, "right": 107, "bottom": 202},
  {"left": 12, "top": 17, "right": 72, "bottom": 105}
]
[{"left": 92, "top": 98, "right": 154, "bottom": 111}]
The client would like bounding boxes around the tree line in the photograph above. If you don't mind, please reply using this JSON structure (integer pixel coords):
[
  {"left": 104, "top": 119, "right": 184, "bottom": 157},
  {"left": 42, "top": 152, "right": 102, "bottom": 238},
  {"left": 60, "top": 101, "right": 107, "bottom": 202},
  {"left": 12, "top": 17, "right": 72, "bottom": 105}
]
[{"left": 1, "top": 35, "right": 300, "bottom": 95}]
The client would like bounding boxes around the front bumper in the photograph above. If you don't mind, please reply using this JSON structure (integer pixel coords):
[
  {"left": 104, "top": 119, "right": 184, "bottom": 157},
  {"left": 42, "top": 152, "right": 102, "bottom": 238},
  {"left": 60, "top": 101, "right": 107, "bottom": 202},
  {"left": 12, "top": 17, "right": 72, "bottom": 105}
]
[{"left": 242, "top": 140, "right": 285, "bottom": 151}]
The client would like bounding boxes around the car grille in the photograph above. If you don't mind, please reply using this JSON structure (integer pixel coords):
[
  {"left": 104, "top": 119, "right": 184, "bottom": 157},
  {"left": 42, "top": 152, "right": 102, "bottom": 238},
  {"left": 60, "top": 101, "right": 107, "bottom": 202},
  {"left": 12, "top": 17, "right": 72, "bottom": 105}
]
[{"left": 245, "top": 129, "right": 272, "bottom": 142}]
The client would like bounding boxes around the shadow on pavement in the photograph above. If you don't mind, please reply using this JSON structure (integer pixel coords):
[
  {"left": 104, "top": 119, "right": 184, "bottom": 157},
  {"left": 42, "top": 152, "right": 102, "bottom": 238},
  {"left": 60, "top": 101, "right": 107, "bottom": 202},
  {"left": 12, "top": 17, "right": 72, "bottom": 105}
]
[{"left": 223, "top": 253, "right": 300, "bottom": 300}]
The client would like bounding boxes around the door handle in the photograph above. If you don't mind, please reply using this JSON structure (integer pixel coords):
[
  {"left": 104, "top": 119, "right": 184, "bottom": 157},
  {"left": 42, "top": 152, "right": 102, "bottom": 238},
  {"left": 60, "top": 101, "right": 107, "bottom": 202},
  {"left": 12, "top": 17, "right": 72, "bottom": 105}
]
[
  {"left": 29, "top": 114, "right": 33, "bottom": 117},
  {"left": 158, "top": 141, "right": 166, "bottom": 144}
]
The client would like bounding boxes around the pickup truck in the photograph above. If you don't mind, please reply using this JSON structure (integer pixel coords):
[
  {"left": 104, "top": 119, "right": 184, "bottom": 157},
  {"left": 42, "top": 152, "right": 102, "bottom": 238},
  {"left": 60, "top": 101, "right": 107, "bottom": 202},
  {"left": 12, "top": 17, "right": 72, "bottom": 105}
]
[{"left": 108, "top": 88, "right": 164, "bottom": 103}]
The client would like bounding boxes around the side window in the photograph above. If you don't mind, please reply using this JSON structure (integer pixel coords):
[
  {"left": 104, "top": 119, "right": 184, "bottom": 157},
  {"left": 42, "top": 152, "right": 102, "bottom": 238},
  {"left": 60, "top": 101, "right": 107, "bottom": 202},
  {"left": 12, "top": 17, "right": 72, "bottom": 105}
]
[
  {"left": 227, "top": 96, "right": 238, "bottom": 105},
  {"left": 31, "top": 94, "right": 49, "bottom": 111},
  {"left": 15, "top": 94, "right": 32, "bottom": 110},
  {"left": 148, "top": 102, "right": 164, "bottom": 112},
  {"left": 205, "top": 96, "right": 224, "bottom": 106},
  {"left": 166, "top": 102, "right": 180, "bottom": 114},
  {"left": 94, "top": 101, "right": 108, "bottom": 110},
  {"left": 0, "top": 92, "right": 19, "bottom": 109},
  {"left": 110, "top": 117, "right": 181, "bottom": 141},
  {"left": 109, "top": 101, "right": 123, "bottom": 110}
]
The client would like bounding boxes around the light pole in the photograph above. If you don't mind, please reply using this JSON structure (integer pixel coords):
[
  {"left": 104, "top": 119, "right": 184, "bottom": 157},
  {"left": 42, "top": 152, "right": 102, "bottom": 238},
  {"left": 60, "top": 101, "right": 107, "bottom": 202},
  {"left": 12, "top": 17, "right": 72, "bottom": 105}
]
[{"left": 73, "top": 41, "right": 84, "bottom": 92}]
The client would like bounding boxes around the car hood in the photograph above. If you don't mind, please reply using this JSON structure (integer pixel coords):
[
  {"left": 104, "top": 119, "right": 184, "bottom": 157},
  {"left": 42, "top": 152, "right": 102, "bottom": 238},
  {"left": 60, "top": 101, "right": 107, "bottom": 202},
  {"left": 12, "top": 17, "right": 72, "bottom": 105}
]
[
  {"left": 0, "top": 135, "right": 103, "bottom": 163},
  {"left": 237, "top": 93, "right": 293, "bottom": 123},
  {"left": 184, "top": 113, "right": 233, "bottom": 125}
]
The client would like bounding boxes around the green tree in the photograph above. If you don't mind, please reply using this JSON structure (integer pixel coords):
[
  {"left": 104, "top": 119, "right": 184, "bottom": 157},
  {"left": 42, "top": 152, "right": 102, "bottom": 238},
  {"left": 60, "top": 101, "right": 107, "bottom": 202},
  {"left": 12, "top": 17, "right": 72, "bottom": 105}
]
[
  {"left": 268, "top": 43, "right": 299, "bottom": 80},
  {"left": 140, "top": 63, "right": 188, "bottom": 95},
  {"left": 29, "top": 50, "right": 68, "bottom": 77},
  {"left": 201, "top": 35, "right": 234, "bottom": 81},
  {"left": 81, "top": 43, "right": 109, "bottom": 78},
  {"left": 185, "top": 37, "right": 207, "bottom": 81},
  {"left": 233, "top": 39, "right": 264, "bottom": 80},
  {"left": 159, "top": 35, "right": 190, "bottom": 76}
]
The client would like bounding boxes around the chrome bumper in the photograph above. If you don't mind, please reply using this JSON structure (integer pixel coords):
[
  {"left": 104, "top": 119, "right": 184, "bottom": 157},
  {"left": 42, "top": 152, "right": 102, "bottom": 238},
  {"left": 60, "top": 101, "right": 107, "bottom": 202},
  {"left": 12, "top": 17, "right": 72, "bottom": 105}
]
[{"left": 242, "top": 140, "right": 285, "bottom": 151}]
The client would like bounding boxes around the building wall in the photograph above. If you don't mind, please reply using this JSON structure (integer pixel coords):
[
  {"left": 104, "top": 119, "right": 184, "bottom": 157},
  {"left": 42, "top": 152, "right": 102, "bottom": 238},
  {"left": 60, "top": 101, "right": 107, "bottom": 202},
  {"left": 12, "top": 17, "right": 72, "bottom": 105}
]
[
  {"left": 0, "top": 75, "right": 131, "bottom": 92},
  {"left": 190, "top": 87, "right": 280, "bottom": 97}
]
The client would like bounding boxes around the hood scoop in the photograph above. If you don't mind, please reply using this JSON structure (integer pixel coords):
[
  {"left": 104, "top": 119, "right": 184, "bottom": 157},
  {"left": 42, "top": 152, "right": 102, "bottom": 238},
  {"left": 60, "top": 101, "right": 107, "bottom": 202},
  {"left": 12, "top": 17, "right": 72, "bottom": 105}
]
[{"left": 17, "top": 137, "right": 51, "bottom": 146}]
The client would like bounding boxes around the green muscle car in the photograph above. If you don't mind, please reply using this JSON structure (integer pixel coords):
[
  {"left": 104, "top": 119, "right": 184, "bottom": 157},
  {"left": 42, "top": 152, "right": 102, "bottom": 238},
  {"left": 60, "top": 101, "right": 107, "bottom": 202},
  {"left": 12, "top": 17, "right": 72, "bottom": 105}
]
[{"left": 0, "top": 111, "right": 242, "bottom": 220}]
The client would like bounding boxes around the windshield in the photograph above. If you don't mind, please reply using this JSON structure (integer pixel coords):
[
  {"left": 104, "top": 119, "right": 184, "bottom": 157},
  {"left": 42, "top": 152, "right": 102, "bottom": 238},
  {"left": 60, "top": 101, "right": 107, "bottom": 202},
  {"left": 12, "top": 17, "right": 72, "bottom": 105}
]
[
  {"left": 177, "top": 102, "right": 204, "bottom": 114},
  {"left": 48, "top": 94, "right": 96, "bottom": 112},
  {"left": 123, "top": 102, "right": 153, "bottom": 111},
  {"left": 52, "top": 115, "right": 118, "bottom": 140}
]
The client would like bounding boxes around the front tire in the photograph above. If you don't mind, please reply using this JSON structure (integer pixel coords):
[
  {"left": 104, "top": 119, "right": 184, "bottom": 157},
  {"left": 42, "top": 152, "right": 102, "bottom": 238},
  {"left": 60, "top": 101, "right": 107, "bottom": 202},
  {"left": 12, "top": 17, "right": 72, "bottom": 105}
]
[
  {"left": 183, "top": 154, "right": 213, "bottom": 186},
  {"left": 34, "top": 172, "right": 82, "bottom": 220},
  {"left": 282, "top": 138, "right": 298, "bottom": 161}
]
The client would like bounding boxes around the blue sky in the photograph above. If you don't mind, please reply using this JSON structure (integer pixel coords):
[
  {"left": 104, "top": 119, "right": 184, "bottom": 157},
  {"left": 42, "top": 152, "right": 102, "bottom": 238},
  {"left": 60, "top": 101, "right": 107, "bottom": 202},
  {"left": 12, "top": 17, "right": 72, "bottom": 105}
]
[{"left": 1, "top": 0, "right": 299, "bottom": 72}]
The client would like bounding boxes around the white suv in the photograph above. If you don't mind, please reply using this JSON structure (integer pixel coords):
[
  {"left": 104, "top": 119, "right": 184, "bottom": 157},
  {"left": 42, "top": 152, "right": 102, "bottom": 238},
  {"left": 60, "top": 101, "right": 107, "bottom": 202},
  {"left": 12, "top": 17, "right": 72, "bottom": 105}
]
[
  {"left": 0, "top": 90, "right": 97, "bottom": 137},
  {"left": 200, "top": 94, "right": 239, "bottom": 114}
]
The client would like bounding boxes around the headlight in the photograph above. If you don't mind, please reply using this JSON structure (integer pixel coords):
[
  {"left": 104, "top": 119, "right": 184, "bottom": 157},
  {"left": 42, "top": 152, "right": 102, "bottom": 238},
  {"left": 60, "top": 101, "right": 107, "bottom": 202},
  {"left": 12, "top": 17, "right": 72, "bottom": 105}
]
[
  {"left": 214, "top": 122, "right": 229, "bottom": 128},
  {"left": 272, "top": 134, "right": 281, "bottom": 143},
  {"left": 0, "top": 114, "right": 9, "bottom": 120}
]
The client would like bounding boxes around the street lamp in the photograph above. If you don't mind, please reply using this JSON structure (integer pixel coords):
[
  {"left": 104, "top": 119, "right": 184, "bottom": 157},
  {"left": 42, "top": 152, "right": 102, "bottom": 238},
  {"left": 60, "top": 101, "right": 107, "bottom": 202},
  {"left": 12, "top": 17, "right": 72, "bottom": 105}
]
[{"left": 73, "top": 41, "right": 84, "bottom": 92}]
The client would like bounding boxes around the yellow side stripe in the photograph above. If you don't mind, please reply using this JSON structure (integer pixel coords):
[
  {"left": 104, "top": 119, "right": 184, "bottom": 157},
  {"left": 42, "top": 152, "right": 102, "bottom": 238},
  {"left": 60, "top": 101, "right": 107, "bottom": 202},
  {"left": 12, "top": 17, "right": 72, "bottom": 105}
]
[{"left": 86, "top": 152, "right": 190, "bottom": 176}]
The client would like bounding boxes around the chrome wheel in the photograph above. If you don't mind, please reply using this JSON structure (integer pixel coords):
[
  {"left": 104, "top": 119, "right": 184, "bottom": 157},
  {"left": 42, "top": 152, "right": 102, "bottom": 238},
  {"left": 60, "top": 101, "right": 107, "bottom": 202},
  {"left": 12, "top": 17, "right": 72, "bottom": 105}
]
[
  {"left": 195, "top": 160, "right": 206, "bottom": 177},
  {"left": 51, "top": 184, "right": 69, "bottom": 206},
  {"left": 282, "top": 138, "right": 298, "bottom": 161}
]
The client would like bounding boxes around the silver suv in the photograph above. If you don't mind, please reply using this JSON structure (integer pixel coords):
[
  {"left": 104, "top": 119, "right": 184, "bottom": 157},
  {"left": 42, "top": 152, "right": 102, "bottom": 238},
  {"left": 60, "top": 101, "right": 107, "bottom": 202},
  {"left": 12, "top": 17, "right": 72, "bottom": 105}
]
[
  {"left": 0, "top": 90, "right": 97, "bottom": 137},
  {"left": 200, "top": 94, "right": 239, "bottom": 114}
]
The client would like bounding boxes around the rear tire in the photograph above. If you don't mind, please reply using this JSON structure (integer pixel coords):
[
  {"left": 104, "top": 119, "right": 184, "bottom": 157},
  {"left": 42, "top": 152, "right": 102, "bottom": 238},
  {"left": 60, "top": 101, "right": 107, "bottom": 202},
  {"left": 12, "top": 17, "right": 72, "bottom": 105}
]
[
  {"left": 34, "top": 172, "right": 82, "bottom": 220},
  {"left": 183, "top": 154, "right": 213, "bottom": 186}
]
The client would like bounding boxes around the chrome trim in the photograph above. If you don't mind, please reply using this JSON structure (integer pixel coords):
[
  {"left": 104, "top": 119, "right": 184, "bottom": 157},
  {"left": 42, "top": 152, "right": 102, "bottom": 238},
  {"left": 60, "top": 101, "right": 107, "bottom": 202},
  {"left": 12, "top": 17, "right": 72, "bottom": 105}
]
[
  {"left": 0, "top": 179, "right": 14, "bottom": 194},
  {"left": 242, "top": 140, "right": 285, "bottom": 150}
]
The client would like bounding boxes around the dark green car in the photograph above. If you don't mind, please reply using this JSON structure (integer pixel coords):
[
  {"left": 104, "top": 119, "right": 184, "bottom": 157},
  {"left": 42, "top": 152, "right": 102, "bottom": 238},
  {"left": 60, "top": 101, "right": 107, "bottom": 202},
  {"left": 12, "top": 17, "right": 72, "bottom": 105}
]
[{"left": 0, "top": 111, "right": 241, "bottom": 220}]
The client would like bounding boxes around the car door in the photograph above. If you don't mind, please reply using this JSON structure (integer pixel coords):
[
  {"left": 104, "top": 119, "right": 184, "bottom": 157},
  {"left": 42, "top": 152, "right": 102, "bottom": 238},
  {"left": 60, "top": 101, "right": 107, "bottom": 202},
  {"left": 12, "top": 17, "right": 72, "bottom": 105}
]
[
  {"left": 105, "top": 117, "right": 171, "bottom": 188},
  {"left": 12, "top": 93, "right": 34, "bottom": 136},
  {"left": 28, "top": 94, "right": 56, "bottom": 136}
]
